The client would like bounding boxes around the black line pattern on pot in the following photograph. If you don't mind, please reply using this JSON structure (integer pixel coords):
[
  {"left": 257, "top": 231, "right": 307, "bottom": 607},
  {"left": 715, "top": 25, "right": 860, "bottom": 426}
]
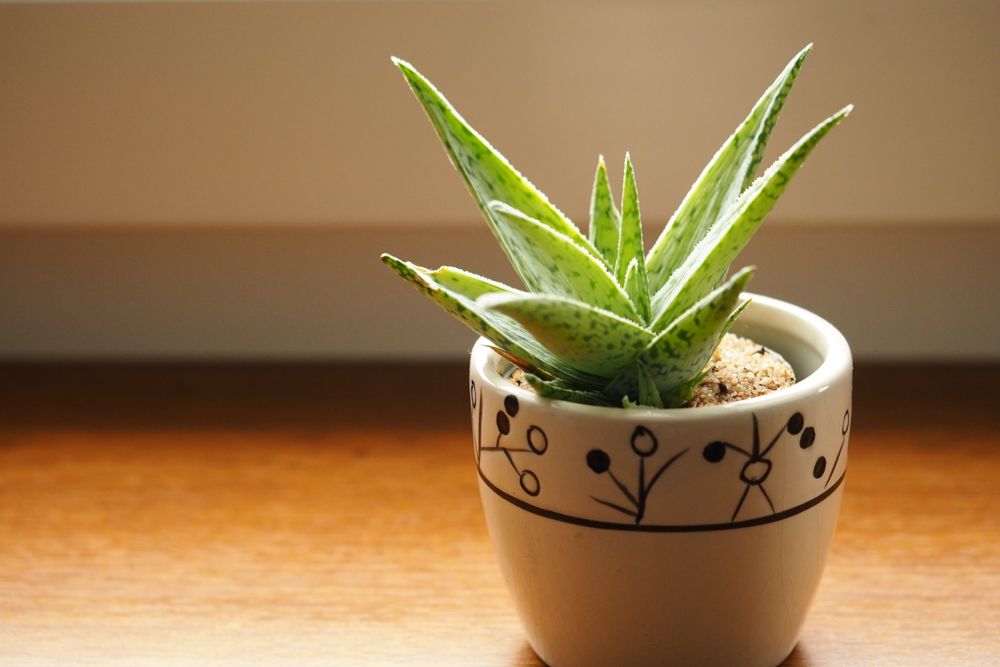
[
  {"left": 479, "top": 465, "right": 846, "bottom": 532},
  {"left": 825, "top": 409, "right": 851, "bottom": 488},
  {"left": 586, "top": 426, "right": 688, "bottom": 525},
  {"left": 477, "top": 394, "right": 548, "bottom": 497},
  {"left": 471, "top": 380, "right": 484, "bottom": 465},
  {"left": 703, "top": 412, "right": 820, "bottom": 522}
]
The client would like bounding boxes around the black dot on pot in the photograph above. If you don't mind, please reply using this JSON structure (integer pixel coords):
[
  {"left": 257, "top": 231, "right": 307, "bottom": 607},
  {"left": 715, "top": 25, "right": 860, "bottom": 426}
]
[
  {"left": 813, "top": 456, "right": 827, "bottom": 478},
  {"left": 504, "top": 395, "right": 519, "bottom": 417},
  {"left": 586, "top": 449, "right": 611, "bottom": 474},
  {"left": 703, "top": 441, "right": 726, "bottom": 463},
  {"left": 470, "top": 381, "right": 477, "bottom": 408},
  {"left": 496, "top": 411, "right": 510, "bottom": 435},
  {"left": 787, "top": 412, "right": 805, "bottom": 435},
  {"left": 799, "top": 427, "right": 816, "bottom": 449}
]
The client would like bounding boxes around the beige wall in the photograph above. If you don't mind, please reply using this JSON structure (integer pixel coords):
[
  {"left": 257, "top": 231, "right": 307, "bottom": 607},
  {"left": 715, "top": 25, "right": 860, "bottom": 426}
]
[
  {"left": 1, "top": 1, "right": 998, "bottom": 360},
  {"left": 1, "top": 0, "right": 997, "bottom": 227}
]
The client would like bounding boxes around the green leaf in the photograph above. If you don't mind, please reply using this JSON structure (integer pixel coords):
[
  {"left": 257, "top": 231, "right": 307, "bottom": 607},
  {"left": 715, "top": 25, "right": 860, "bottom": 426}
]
[
  {"left": 614, "top": 153, "right": 644, "bottom": 284},
  {"left": 636, "top": 360, "right": 664, "bottom": 408},
  {"left": 524, "top": 372, "right": 616, "bottom": 406},
  {"left": 479, "top": 292, "right": 653, "bottom": 377},
  {"left": 381, "top": 253, "right": 604, "bottom": 387},
  {"left": 645, "top": 44, "right": 813, "bottom": 293},
  {"left": 623, "top": 258, "right": 651, "bottom": 324},
  {"left": 391, "top": 57, "right": 597, "bottom": 259},
  {"left": 589, "top": 155, "right": 620, "bottom": 270},
  {"left": 640, "top": 267, "right": 755, "bottom": 403},
  {"left": 487, "top": 201, "right": 641, "bottom": 322},
  {"left": 658, "top": 371, "right": 710, "bottom": 408},
  {"left": 428, "top": 265, "right": 521, "bottom": 300},
  {"left": 649, "top": 105, "right": 851, "bottom": 331}
]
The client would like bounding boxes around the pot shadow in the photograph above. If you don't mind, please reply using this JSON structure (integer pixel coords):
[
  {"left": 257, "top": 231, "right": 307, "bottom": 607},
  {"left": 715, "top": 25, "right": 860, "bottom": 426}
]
[
  {"left": 780, "top": 642, "right": 814, "bottom": 666},
  {"left": 508, "top": 641, "right": 815, "bottom": 666},
  {"left": 511, "top": 642, "right": 545, "bottom": 666},
  {"left": 0, "top": 361, "right": 470, "bottom": 435}
]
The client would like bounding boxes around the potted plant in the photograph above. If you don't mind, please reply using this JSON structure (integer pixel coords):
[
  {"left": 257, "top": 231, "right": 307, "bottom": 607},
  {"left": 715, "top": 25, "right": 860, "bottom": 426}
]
[{"left": 382, "top": 45, "right": 853, "bottom": 667}]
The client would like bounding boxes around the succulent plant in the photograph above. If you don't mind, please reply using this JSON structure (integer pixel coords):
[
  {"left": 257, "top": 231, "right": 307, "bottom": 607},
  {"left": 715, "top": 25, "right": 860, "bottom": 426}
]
[{"left": 382, "top": 45, "right": 851, "bottom": 408}]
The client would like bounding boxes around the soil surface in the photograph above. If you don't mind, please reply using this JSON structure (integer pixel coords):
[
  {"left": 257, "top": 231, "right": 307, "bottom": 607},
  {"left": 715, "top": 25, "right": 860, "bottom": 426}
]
[
  {"left": 509, "top": 333, "right": 796, "bottom": 407},
  {"left": 683, "top": 333, "right": 796, "bottom": 407}
]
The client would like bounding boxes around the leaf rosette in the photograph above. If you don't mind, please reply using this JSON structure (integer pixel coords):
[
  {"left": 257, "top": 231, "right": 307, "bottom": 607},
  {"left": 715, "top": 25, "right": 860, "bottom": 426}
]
[{"left": 382, "top": 46, "right": 851, "bottom": 408}]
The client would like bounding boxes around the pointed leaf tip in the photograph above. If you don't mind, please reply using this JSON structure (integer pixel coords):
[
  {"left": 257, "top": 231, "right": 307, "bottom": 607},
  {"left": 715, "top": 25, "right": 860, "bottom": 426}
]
[
  {"left": 390, "top": 56, "right": 417, "bottom": 76},
  {"left": 645, "top": 43, "right": 819, "bottom": 294},
  {"left": 589, "top": 156, "right": 621, "bottom": 271},
  {"left": 394, "top": 61, "right": 596, "bottom": 260}
]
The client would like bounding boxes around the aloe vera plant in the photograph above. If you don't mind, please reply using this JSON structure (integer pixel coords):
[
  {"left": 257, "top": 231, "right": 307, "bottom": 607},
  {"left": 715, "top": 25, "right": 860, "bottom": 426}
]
[{"left": 382, "top": 45, "right": 851, "bottom": 408}]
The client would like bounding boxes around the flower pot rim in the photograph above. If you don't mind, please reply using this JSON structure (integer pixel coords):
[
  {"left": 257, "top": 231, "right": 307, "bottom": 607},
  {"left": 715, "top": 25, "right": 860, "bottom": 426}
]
[{"left": 472, "top": 292, "right": 852, "bottom": 421}]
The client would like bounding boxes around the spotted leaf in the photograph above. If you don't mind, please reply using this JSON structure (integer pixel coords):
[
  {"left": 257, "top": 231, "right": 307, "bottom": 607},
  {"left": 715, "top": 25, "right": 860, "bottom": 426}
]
[
  {"left": 639, "top": 267, "right": 755, "bottom": 402},
  {"left": 623, "top": 257, "right": 651, "bottom": 325},
  {"left": 488, "top": 201, "right": 641, "bottom": 322},
  {"left": 614, "top": 154, "right": 644, "bottom": 285},
  {"left": 649, "top": 106, "right": 851, "bottom": 331},
  {"left": 381, "top": 254, "right": 605, "bottom": 387},
  {"left": 635, "top": 360, "right": 664, "bottom": 408},
  {"left": 479, "top": 292, "right": 653, "bottom": 377},
  {"left": 392, "top": 57, "right": 596, "bottom": 259},
  {"left": 524, "top": 372, "right": 616, "bottom": 406},
  {"left": 645, "top": 44, "right": 812, "bottom": 293},
  {"left": 589, "top": 155, "right": 620, "bottom": 270}
]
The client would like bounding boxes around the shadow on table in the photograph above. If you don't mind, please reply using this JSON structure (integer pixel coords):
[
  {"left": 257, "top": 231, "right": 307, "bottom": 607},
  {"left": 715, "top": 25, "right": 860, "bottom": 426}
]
[
  {"left": 1, "top": 361, "right": 993, "bottom": 436},
  {"left": 853, "top": 363, "right": 997, "bottom": 433},
  {"left": 507, "top": 640, "right": 817, "bottom": 666},
  {"left": 0, "top": 361, "right": 470, "bottom": 433}
]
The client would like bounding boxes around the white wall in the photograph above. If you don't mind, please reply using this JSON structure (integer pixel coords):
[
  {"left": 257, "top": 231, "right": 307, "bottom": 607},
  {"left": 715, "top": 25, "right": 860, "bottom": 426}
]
[{"left": 1, "top": 1, "right": 998, "bottom": 360}]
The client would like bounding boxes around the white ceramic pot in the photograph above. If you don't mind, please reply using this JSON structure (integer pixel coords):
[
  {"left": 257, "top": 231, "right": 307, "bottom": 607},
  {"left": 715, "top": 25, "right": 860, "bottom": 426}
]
[{"left": 468, "top": 294, "right": 852, "bottom": 667}]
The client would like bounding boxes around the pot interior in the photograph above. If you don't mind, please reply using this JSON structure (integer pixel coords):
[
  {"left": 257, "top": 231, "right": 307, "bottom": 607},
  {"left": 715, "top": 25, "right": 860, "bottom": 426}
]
[{"left": 730, "top": 297, "right": 825, "bottom": 381}]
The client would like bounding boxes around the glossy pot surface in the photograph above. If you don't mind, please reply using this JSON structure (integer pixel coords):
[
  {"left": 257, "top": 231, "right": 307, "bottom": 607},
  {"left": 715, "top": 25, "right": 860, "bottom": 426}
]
[{"left": 469, "top": 294, "right": 853, "bottom": 667}]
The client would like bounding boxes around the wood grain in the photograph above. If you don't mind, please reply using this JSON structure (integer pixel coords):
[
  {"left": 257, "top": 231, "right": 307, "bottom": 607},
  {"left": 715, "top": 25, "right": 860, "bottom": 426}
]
[{"left": 1, "top": 363, "right": 997, "bottom": 666}]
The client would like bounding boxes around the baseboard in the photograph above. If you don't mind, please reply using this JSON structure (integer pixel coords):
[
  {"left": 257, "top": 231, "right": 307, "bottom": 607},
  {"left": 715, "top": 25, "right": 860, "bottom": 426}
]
[{"left": 1, "top": 223, "right": 997, "bottom": 361}]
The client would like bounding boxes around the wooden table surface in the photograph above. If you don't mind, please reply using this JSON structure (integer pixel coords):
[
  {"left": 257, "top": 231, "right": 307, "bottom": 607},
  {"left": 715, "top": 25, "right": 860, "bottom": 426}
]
[{"left": 1, "top": 362, "right": 998, "bottom": 666}]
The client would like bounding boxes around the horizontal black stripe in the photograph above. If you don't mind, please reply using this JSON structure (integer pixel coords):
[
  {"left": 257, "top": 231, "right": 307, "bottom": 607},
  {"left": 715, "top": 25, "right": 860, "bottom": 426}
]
[{"left": 478, "top": 466, "right": 845, "bottom": 533}]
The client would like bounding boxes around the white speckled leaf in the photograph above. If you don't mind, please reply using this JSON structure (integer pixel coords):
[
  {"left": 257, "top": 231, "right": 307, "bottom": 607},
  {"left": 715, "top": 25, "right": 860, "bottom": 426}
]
[
  {"left": 623, "top": 258, "right": 651, "bottom": 325},
  {"left": 635, "top": 361, "right": 664, "bottom": 408},
  {"left": 614, "top": 154, "right": 644, "bottom": 285},
  {"left": 381, "top": 254, "right": 604, "bottom": 387},
  {"left": 488, "top": 201, "right": 641, "bottom": 322},
  {"left": 645, "top": 44, "right": 813, "bottom": 293},
  {"left": 392, "top": 58, "right": 596, "bottom": 261},
  {"left": 524, "top": 372, "right": 616, "bottom": 406},
  {"left": 589, "top": 155, "right": 620, "bottom": 270},
  {"left": 649, "top": 106, "right": 851, "bottom": 331},
  {"left": 426, "top": 265, "right": 521, "bottom": 300},
  {"left": 640, "top": 267, "right": 754, "bottom": 401},
  {"left": 479, "top": 292, "right": 653, "bottom": 378}
]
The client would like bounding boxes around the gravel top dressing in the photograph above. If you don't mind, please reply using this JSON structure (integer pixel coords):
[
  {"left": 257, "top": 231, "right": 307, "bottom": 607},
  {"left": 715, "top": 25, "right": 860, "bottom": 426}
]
[{"left": 510, "top": 333, "right": 795, "bottom": 408}]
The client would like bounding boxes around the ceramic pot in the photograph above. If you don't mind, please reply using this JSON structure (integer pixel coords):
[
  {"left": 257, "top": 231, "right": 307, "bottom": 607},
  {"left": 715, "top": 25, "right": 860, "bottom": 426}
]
[{"left": 468, "top": 294, "right": 852, "bottom": 667}]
